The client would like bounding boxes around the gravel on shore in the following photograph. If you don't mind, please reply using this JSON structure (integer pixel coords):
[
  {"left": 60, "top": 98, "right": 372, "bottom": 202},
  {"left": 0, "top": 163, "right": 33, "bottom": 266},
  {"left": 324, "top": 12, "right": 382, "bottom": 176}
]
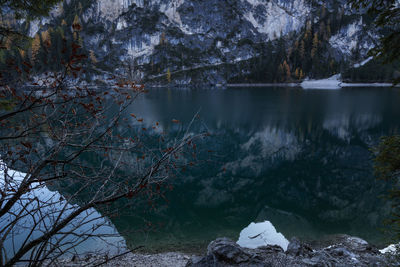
[{"left": 52, "top": 252, "right": 191, "bottom": 267}]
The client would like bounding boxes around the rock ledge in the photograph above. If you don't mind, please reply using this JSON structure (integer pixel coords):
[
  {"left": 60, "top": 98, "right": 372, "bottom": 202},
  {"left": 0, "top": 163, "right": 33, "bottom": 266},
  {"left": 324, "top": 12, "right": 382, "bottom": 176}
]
[{"left": 187, "top": 235, "right": 398, "bottom": 266}]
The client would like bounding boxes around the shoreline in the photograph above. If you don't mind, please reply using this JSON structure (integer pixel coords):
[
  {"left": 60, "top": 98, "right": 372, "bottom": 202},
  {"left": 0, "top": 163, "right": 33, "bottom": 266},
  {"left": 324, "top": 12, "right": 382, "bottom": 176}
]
[
  {"left": 227, "top": 82, "right": 397, "bottom": 88},
  {"left": 50, "top": 234, "right": 398, "bottom": 266}
]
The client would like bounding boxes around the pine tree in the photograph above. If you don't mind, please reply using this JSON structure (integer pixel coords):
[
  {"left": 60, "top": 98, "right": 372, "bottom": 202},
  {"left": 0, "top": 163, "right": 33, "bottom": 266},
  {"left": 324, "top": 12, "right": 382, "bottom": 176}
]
[
  {"left": 311, "top": 33, "right": 319, "bottom": 58},
  {"left": 72, "top": 15, "right": 82, "bottom": 32},
  {"left": 304, "top": 21, "right": 312, "bottom": 41},
  {"left": 160, "top": 32, "right": 167, "bottom": 45},
  {"left": 326, "top": 23, "right": 332, "bottom": 40},
  {"left": 4, "top": 37, "right": 12, "bottom": 50},
  {"left": 283, "top": 60, "right": 291, "bottom": 81},
  {"left": 166, "top": 68, "right": 171, "bottom": 83},
  {"left": 321, "top": 5, "right": 327, "bottom": 18},
  {"left": 319, "top": 22, "right": 325, "bottom": 36},
  {"left": 19, "top": 48, "right": 26, "bottom": 59},
  {"left": 277, "top": 63, "right": 284, "bottom": 82},
  {"left": 299, "top": 40, "right": 305, "bottom": 59},
  {"left": 89, "top": 50, "right": 97, "bottom": 64},
  {"left": 295, "top": 68, "right": 300, "bottom": 80},
  {"left": 31, "top": 33, "right": 41, "bottom": 62},
  {"left": 41, "top": 29, "right": 51, "bottom": 48}
]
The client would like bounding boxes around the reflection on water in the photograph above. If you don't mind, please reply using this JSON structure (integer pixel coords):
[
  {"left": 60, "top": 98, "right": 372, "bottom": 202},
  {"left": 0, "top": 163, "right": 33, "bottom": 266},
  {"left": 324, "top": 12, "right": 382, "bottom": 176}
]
[
  {"left": 0, "top": 163, "right": 125, "bottom": 258},
  {"left": 70, "top": 87, "right": 400, "bottom": 250}
]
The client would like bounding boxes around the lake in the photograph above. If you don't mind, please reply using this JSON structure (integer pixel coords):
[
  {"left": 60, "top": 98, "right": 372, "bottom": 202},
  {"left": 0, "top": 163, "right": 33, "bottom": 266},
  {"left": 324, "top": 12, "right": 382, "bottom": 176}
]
[{"left": 91, "top": 86, "right": 399, "bottom": 252}]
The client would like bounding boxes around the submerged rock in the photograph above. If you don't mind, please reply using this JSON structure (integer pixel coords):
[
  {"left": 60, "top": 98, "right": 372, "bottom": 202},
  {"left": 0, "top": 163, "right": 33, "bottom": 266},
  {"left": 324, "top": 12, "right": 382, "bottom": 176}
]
[{"left": 187, "top": 235, "right": 398, "bottom": 266}]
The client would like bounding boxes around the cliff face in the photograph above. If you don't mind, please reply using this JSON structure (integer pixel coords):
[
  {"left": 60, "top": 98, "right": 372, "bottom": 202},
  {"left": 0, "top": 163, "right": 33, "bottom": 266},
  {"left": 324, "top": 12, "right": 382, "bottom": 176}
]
[{"left": 32, "top": 0, "right": 381, "bottom": 86}]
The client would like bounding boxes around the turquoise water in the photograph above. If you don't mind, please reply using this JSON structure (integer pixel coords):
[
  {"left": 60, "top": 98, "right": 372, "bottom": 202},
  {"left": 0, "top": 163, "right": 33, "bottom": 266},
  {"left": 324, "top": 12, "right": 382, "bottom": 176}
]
[{"left": 71, "top": 87, "right": 400, "bottom": 251}]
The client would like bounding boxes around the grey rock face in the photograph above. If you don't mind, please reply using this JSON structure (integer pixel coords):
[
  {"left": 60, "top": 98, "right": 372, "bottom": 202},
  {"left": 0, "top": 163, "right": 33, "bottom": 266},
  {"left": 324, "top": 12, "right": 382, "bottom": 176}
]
[
  {"left": 187, "top": 236, "right": 397, "bottom": 267},
  {"left": 53, "top": 0, "right": 379, "bottom": 86}
]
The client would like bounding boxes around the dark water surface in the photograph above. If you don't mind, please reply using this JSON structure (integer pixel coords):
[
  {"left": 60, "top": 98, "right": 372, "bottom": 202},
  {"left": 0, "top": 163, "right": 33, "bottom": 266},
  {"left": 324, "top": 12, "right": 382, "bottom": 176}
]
[{"left": 109, "top": 87, "right": 400, "bottom": 251}]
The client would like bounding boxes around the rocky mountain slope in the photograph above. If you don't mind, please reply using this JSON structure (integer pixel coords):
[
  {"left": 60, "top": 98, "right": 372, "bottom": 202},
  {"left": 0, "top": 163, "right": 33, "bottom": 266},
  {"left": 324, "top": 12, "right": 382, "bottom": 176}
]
[{"left": 18, "top": 0, "right": 398, "bottom": 86}]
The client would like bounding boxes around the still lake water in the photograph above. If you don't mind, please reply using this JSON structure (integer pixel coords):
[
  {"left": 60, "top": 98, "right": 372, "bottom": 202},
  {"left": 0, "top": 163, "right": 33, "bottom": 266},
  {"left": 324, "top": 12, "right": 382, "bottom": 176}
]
[{"left": 98, "top": 87, "right": 400, "bottom": 251}]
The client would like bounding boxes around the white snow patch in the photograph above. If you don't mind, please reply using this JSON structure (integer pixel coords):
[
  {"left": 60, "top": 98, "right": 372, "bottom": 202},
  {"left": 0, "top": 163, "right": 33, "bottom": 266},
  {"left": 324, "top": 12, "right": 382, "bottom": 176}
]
[
  {"left": 28, "top": 20, "right": 41, "bottom": 37},
  {"left": 243, "top": 0, "right": 310, "bottom": 40},
  {"left": 116, "top": 18, "right": 128, "bottom": 30},
  {"left": 237, "top": 221, "right": 289, "bottom": 251},
  {"left": 124, "top": 34, "right": 161, "bottom": 59},
  {"left": 329, "top": 19, "right": 365, "bottom": 56},
  {"left": 341, "top": 82, "right": 394, "bottom": 87},
  {"left": 301, "top": 74, "right": 342, "bottom": 90},
  {"left": 380, "top": 244, "right": 398, "bottom": 254},
  {"left": 353, "top": 56, "right": 373, "bottom": 68},
  {"left": 159, "top": 0, "right": 185, "bottom": 27}
]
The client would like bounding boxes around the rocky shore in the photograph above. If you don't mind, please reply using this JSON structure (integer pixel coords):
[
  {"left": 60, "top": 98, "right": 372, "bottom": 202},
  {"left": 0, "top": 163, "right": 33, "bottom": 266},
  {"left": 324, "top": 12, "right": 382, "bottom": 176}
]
[
  {"left": 53, "top": 235, "right": 398, "bottom": 266},
  {"left": 187, "top": 235, "right": 398, "bottom": 267}
]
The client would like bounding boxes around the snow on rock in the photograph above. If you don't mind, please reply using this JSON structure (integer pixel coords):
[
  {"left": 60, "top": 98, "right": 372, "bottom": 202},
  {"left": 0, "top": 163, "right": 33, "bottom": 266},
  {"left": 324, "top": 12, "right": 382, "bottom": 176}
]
[
  {"left": 329, "top": 19, "right": 362, "bottom": 56},
  {"left": 237, "top": 221, "right": 289, "bottom": 251},
  {"left": 301, "top": 74, "right": 342, "bottom": 90},
  {"left": 243, "top": 0, "right": 310, "bottom": 40},
  {"left": 28, "top": 20, "right": 41, "bottom": 37},
  {"left": 341, "top": 82, "right": 394, "bottom": 87},
  {"left": 125, "top": 34, "right": 161, "bottom": 59},
  {"left": 353, "top": 56, "right": 373, "bottom": 68},
  {"left": 329, "top": 18, "right": 376, "bottom": 58},
  {"left": 96, "top": 0, "right": 135, "bottom": 21},
  {"left": 380, "top": 244, "right": 398, "bottom": 254}
]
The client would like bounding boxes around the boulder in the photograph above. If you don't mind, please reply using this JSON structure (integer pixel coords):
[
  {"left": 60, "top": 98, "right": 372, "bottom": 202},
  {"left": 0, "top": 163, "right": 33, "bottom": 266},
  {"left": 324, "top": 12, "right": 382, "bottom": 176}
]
[{"left": 187, "top": 235, "right": 398, "bottom": 267}]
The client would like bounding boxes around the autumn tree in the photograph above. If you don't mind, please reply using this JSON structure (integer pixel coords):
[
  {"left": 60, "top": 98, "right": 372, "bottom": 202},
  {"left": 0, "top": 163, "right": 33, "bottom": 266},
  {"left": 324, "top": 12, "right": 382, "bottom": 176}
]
[
  {"left": 0, "top": 2, "right": 204, "bottom": 266},
  {"left": 166, "top": 68, "right": 172, "bottom": 83},
  {"left": 31, "top": 34, "right": 41, "bottom": 62},
  {"left": 311, "top": 33, "right": 319, "bottom": 59},
  {"left": 0, "top": 0, "right": 62, "bottom": 47},
  {"left": 282, "top": 60, "right": 291, "bottom": 81}
]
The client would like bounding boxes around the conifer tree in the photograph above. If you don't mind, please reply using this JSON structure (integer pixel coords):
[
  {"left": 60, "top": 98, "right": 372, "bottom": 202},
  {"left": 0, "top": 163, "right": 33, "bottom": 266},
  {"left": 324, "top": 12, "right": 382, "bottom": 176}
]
[
  {"left": 299, "top": 40, "right": 305, "bottom": 59},
  {"left": 295, "top": 68, "right": 300, "bottom": 80},
  {"left": 166, "top": 68, "right": 171, "bottom": 83},
  {"left": 89, "top": 50, "right": 97, "bottom": 64},
  {"left": 311, "top": 33, "right": 319, "bottom": 58},
  {"left": 31, "top": 33, "right": 41, "bottom": 63},
  {"left": 283, "top": 60, "right": 291, "bottom": 81}
]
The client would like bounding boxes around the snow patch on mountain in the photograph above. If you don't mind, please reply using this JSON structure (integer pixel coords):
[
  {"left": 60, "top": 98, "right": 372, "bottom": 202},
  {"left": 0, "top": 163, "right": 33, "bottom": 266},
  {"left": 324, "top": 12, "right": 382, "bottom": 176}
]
[
  {"left": 353, "top": 56, "right": 373, "bottom": 68},
  {"left": 243, "top": 0, "right": 310, "bottom": 39},
  {"left": 159, "top": 0, "right": 185, "bottom": 27},
  {"left": 329, "top": 20, "right": 362, "bottom": 55},
  {"left": 301, "top": 74, "right": 342, "bottom": 89},
  {"left": 125, "top": 34, "right": 161, "bottom": 59},
  {"left": 96, "top": 0, "right": 131, "bottom": 21},
  {"left": 329, "top": 18, "right": 375, "bottom": 57}
]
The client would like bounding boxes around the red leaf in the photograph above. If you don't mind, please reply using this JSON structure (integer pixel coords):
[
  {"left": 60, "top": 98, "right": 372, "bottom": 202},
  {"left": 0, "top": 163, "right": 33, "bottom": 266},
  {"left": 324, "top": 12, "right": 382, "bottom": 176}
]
[
  {"left": 20, "top": 142, "right": 32, "bottom": 149},
  {"left": 126, "top": 191, "right": 134, "bottom": 199}
]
